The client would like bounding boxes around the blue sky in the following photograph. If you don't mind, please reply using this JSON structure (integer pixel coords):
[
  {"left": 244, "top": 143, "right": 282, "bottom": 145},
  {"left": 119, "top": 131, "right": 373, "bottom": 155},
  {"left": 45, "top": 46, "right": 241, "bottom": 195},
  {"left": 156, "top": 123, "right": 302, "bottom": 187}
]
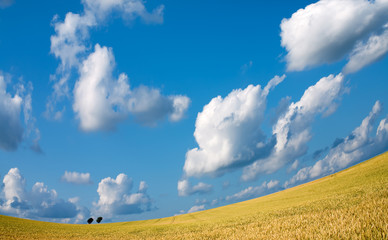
[{"left": 0, "top": 0, "right": 388, "bottom": 223}]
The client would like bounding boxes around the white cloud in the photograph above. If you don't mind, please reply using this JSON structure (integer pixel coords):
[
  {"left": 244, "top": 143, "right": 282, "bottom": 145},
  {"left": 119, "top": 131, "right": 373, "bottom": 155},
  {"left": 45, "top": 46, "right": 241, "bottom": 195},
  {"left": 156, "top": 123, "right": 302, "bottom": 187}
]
[
  {"left": 0, "top": 168, "right": 79, "bottom": 221},
  {"left": 73, "top": 44, "right": 190, "bottom": 131},
  {"left": 194, "top": 199, "right": 208, "bottom": 205},
  {"left": 242, "top": 74, "right": 345, "bottom": 181},
  {"left": 0, "top": 75, "right": 23, "bottom": 151},
  {"left": 61, "top": 171, "right": 92, "bottom": 185},
  {"left": 273, "top": 74, "right": 344, "bottom": 152},
  {"left": 0, "top": 74, "right": 41, "bottom": 152},
  {"left": 225, "top": 186, "right": 263, "bottom": 201},
  {"left": 47, "top": 0, "right": 188, "bottom": 129},
  {"left": 285, "top": 101, "right": 388, "bottom": 187},
  {"left": 183, "top": 75, "right": 285, "bottom": 178},
  {"left": 187, "top": 204, "right": 205, "bottom": 213},
  {"left": 280, "top": 0, "right": 388, "bottom": 71},
  {"left": 284, "top": 167, "right": 310, "bottom": 188},
  {"left": 180, "top": 73, "right": 345, "bottom": 190},
  {"left": 177, "top": 179, "right": 213, "bottom": 197},
  {"left": 127, "top": 86, "right": 190, "bottom": 126},
  {"left": 50, "top": 12, "right": 95, "bottom": 71},
  {"left": 266, "top": 180, "right": 279, "bottom": 189},
  {"left": 310, "top": 101, "right": 387, "bottom": 178},
  {"left": 225, "top": 180, "right": 279, "bottom": 202},
  {"left": 241, "top": 60, "right": 253, "bottom": 74},
  {"left": 73, "top": 44, "right": 128, "bottom": 131},
  {"left": 138, "top": 181, "right": 148, "bottom": 193},
  {"left": 344, "top": 28, "right": 388, "bottom": 74},
  {"left": 169, "top": 95, "right": 191, "bottom": 122},
  {"left": 94, "top": 173, "right": 152, "bottom": 216},
  {"left": 288, "top": 159, "right": 299, "bottom": 172},
  {"left": 47, "top": 0, "right": 165, "bottom": 119},
  {"left": 3, "top": 168, "right": 26, "bottom": 201}
]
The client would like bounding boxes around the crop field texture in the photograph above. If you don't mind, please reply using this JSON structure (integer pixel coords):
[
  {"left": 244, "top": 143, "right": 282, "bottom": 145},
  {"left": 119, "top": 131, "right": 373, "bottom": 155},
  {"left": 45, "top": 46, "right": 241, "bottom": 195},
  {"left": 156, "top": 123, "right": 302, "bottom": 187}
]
[{"left": 1, "top": 151, "right": 387, "bottom": 239}]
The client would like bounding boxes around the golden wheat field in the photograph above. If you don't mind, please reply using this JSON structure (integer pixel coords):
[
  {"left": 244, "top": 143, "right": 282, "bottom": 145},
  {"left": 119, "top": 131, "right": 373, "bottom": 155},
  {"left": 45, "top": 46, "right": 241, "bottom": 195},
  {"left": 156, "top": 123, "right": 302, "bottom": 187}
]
[{"left": 1, "top": 151, "right": 387, "bottom": 239}]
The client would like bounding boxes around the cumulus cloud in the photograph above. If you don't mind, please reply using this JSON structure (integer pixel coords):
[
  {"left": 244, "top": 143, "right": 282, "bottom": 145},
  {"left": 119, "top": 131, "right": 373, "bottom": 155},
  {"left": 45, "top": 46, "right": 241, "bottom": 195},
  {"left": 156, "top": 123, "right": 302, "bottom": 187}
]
[
  {"left": 225, "top": 180, "right": 279, "bottom": 202},
  {"left": 73, "top": 44, "right": 128, "bottom": 131},
  {"left": 182, "top": 75, "right": 285, "bottom": 178},
  {"left": 344, "top": 27, "right": 388, "bottom": 73},
  {"left": 48, "top": 0, "right": 164, "bottom": 113},
  {"left": 177, "top": 179, "right": 213, "bottom": 197},
  {"left": 94, "top": 173, "right": 152, "bottom": 216},
  {"left": 61, "top": 171, "right": 92, "bottom": 185},
  {"left": 127, "top": 86, "right": 190, "bottom": 126},
  {"left": 242, "top": 74, "right": 345, "bottom": 181},
  {"left": 169, "top": 95, "right": 191, "bottom": 122},
  {"left": 0, "top": 168, "right": 79, "bottom": 221},
  {"left": 47, "top": 0, "right": 189, "bottom": 130},
  {"left": 73, "top": 44, "right": 190, "bottom": 131},
  {"left": 0, "top": 73, "right": 41, "bottom": 152},
  {"left": 281, "top": 0, "right": 388, "bottom": 71},
  {"left": 285, "top": 101, "right": 388, "bottom": 187},
  {"left": 187, "top": 204, "right": 205, "bottom": 213},
  {"left": 225, "top": 186, "right": 263, "bottom": 202}
]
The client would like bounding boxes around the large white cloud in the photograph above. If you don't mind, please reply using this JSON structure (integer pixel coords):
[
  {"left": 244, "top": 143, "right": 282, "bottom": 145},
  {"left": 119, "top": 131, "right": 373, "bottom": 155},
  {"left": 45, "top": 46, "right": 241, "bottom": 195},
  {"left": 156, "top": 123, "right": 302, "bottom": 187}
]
[
  {"left": 48, "top": 0, "right": 189, "bottom": 130},
  {"left": 49, "top": 0, "right": 164, "bottom": 102},
  {"left": 177, "top": 179, "right": 213, "bottom": 197},
  {"left": 73, "top": 44, "right": 127, "bottom": 131},
  {"left": 285, "top": 101, "right": 388, "bottom": 187},
  {"left": 0, "top": 74, "right": 41, "bottom": 152},
  {"left": 0, "top": 168, "right": 79, "bottom": 220},
  {"left": 242, "top": 73, "right": 345, "bottom": 181},
  {"left": 182, "top": 75, "right": 285, "bottom": 178},
  {"left": 281, "top": 0, "right": 388, "bottom": 71},
  {"left": 73, "top": 44, "right": 190, "bottom": 131},
  {"left": 61, "top": 171, "right": 92, "bottom": 185},
  {"left": 94, "top": 173, "right": 152, "bottom": 216}
]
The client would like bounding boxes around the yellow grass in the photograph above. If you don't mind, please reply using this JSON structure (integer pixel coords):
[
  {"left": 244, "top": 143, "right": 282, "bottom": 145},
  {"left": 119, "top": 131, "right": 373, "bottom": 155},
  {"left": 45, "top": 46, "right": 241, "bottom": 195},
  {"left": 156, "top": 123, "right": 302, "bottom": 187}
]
[{"left": 1, "top": 151, "right": 388, "bottom": 239}]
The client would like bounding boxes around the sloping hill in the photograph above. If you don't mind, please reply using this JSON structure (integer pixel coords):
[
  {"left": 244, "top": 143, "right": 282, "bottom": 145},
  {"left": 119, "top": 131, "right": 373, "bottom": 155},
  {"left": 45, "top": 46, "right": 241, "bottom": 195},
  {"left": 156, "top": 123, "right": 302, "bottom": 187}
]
[{"left": 1, "top": 152, "right": 387, "bottom": 239}]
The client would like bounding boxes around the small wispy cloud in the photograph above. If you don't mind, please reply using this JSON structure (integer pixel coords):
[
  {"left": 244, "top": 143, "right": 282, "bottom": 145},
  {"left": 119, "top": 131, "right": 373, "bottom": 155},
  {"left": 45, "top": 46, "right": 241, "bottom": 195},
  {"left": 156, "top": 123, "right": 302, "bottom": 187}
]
[
  {"left": 225, "top": 179, "right": 279, "bottom": 202},
  {"left": 240, "top": 60, "right": 253, "bottom": 74},
  {"left": 187, "top": 204, "right": 205, "bottom": 213}
]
